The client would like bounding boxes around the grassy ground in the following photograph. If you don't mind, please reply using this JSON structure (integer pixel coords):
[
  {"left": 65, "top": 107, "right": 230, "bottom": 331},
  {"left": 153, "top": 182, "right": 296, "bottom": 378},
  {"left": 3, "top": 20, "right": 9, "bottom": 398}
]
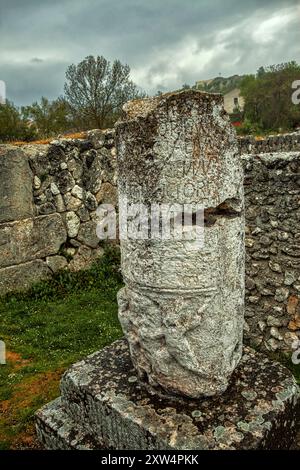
[
  {"left": 0, "top": 245, "right": 299, "bottom": 449},
  {"left": 0, "top": 246, "right": 123, "bottom": 450}
]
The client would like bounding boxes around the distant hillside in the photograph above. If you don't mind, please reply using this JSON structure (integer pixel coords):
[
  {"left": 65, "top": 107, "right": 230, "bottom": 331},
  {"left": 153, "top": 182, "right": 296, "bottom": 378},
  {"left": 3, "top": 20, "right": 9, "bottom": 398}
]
[{"left": 195, "top": 74, "right": 245, "bottom": 95}]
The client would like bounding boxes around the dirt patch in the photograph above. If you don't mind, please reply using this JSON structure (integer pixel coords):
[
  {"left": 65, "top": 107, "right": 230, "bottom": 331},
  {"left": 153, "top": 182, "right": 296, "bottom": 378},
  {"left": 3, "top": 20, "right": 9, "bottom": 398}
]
[
  {"left": 6, "top": 350, "right": 31, "bottom": 369},
  {"left": 10, "top": 369, "right": 63, "bottom": 410},
  {"left": 0, "top": 368, "right": 64, "bottom": 449},
  {"left": 13, "top": 435, "right": 43, "bottom": 450},
  {"left": 11, "top": 131, "right": 88, "bottom": 146}
]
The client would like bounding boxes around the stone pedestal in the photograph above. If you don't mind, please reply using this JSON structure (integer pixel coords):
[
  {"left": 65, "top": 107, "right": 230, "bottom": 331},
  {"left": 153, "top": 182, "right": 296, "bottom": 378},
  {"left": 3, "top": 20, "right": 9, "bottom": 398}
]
[{"left": 36, "top": 339, "right": 299, "bottom": 450}]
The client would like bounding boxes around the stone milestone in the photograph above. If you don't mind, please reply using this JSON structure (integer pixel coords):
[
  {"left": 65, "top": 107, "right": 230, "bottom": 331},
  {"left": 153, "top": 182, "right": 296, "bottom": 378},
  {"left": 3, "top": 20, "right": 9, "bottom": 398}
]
[{"left": 115, "top": 90, "right": 245, "bottom": 398}]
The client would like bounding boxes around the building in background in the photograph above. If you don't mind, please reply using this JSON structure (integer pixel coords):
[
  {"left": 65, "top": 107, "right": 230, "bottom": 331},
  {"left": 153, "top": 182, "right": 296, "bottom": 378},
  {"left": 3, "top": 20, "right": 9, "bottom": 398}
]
[
  {"left": 195, "top": 75, "right": 245, "bottom": 114},
  {"left": 223, "top": 88, "right": 245, "bottom": 114}
]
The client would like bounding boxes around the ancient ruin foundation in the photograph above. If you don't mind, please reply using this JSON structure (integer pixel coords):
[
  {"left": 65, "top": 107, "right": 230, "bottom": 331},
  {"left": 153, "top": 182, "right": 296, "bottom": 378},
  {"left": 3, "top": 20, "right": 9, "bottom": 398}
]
[
  {"left": 36, "top": 91, "right": 299, "bottom": 450},
  {"left": 115, "top": 90, "right": 245, "bottom": 397}
]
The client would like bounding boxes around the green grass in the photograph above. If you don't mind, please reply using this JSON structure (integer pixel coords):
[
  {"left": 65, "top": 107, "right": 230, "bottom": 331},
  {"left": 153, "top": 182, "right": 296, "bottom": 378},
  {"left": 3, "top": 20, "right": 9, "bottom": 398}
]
[{"left": 0, "top": 245, "right": 123, "bottom": 449}]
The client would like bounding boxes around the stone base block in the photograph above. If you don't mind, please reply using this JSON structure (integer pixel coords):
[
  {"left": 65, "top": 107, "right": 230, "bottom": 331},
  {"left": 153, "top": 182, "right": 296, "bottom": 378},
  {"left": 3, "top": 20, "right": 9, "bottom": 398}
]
[
  {"left": 36, "top": 398, "right": 99, "bottom": 450},
  {"left": 36, "top": 339, "right": 299, "bottom": 450}
]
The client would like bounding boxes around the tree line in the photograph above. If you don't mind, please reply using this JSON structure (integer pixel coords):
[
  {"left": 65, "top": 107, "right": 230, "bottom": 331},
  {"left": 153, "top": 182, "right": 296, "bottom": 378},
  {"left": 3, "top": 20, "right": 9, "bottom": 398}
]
[
  {"left": 237, "top": 61, "right": 300, "bottom": 135},
  {"left": 181, "top": 61, "right": 300, "bottom": 135},
  {"left": 1, "top": 57, "right": 300, "bottom": 142},
  {"left": 0, "top": 55, "right": 145, "bottom": 142}
]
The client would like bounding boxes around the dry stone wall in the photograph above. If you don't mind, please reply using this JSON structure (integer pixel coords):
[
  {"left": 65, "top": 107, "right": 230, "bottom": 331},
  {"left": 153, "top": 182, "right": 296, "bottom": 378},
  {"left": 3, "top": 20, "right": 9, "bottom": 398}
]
[
  {"left": 242, "top": 151, "right": 300, "bottom": 352},
  {"left": 239, "top": 132, "right": 300, "bottom": 155},
  {"left": 238, "top": 133, "right": 300, "bottom": 352},
  {"left": 0, "top": 129, "right": 117, "bottom": 294}
]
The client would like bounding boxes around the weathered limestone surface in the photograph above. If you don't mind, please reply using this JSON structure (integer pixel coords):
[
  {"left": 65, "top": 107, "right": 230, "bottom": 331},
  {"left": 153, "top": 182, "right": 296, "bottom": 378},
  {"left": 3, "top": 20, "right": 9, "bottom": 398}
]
[
  {"left": 115, "top": 90, "right": 245, "bottom": 397},
  {"left": 0, "top": 146, "right": 33, "bottom": 223},
  {"left": 46, "top": 255, "right": 68, "bottom": 273},
  {"left": 0, "top": 260, "right": 52, "bottom": 295},
  {"left": 0, "top": 214, "right": 67, "bottom": 269},
  {"left": 36, "top": 339, "right": 299, "bottom": 450}
]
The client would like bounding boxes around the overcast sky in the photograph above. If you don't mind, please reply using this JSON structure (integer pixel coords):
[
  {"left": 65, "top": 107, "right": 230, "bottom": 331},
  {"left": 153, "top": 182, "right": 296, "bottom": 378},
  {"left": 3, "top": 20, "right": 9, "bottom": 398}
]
[{"left": 0, "top": 0, "right": 299, "bottom": 106}]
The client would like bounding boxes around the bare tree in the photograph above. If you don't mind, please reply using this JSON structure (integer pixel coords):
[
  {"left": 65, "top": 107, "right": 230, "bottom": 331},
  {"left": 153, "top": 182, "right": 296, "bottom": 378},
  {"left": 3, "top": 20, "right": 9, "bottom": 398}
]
[{"left": 64, "top": 55, "right": 144, "bottom": 129}]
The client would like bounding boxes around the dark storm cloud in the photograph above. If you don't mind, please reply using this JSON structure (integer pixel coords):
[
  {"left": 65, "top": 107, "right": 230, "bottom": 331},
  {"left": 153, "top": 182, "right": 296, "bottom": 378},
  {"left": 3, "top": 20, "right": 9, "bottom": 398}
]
[{"left": 0, "top": 0, "right": 299, "bottom": 105}]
